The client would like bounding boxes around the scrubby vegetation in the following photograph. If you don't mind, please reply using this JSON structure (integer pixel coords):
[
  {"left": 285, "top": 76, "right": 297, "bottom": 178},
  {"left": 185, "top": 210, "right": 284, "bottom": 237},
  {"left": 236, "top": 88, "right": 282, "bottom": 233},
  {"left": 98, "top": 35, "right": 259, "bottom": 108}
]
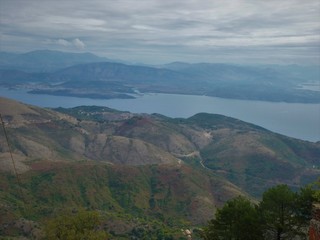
[{"left": 1, "top": 98, "right": 319, "bottom": 239}]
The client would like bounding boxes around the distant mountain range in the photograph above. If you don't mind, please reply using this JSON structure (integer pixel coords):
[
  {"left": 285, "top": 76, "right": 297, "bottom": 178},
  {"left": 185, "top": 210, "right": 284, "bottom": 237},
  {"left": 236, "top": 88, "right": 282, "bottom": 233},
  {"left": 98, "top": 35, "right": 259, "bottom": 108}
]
[
  {"left": 0, "top": 50, "right": 319, "bottom": 102},
  {"left": 0, "top": 50, "right": 116, "bottom": 72},
  {"left": 0, "top": 97, "right": 319, "bottom": 238}
]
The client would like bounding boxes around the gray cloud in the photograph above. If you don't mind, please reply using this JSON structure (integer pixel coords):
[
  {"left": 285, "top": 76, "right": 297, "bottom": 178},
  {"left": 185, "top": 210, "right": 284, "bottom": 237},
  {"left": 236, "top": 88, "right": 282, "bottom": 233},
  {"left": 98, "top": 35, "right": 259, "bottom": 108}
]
[{"left": 0, "top": 0, "right": 319, "bottom": 64}]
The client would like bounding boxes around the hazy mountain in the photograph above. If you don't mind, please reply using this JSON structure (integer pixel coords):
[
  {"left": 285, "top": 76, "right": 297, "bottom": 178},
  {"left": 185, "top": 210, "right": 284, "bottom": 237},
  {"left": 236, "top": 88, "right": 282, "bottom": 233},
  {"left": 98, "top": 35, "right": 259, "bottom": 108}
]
[
  {"left": 160, "top": 62, "right": 320, "bottom": 82},
  {"left": 1, "top": 52, "right": 319, "bottom": 102},
  {"left": 160, "top": 62, "right": 320, "bottom": 97},
  {"left": 51, "top": 62, "right": 191, "bottom": 84},
  {"left": 0, "top": 50, "right": 115, "bottom": 72}
]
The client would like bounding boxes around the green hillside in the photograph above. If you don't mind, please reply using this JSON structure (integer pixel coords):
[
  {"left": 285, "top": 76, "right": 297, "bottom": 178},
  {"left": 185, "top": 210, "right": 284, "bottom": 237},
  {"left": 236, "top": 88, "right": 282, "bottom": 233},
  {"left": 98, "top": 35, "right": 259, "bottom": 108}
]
[
  {"left": 0, "top": 97, "right": 319, "bottom": 238},
  {"left": 0, "top": 161, "right": 245, "bottom": 238}
]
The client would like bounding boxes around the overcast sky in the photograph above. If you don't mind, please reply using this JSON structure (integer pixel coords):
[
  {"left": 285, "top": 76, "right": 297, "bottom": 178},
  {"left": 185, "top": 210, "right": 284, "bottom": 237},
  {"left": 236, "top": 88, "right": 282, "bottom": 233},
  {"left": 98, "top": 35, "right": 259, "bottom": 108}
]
[{"left": 0, "top": 0, "right": 319, "bottom": 64}]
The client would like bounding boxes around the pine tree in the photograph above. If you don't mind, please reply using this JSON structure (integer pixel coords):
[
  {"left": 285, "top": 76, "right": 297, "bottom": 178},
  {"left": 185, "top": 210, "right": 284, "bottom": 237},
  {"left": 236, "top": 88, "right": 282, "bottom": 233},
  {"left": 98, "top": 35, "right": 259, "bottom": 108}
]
[{"left": 201, "top": 196, "right": 263, "bottom": 240}]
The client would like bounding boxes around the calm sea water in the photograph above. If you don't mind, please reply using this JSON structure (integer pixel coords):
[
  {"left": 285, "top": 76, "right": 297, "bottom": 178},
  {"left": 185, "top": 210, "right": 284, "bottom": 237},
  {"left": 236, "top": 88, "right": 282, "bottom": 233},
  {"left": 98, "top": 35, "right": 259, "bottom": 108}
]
[{"left": 1, "top": 88, "right": 319, "bottom": 142}]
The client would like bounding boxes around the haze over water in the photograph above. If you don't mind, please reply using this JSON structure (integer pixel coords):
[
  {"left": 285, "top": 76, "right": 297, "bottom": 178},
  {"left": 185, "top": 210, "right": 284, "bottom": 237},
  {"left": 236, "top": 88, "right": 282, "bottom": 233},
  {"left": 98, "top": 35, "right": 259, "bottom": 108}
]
[{"left": 1, "top": 88, "right": 319, "bottom": 142}]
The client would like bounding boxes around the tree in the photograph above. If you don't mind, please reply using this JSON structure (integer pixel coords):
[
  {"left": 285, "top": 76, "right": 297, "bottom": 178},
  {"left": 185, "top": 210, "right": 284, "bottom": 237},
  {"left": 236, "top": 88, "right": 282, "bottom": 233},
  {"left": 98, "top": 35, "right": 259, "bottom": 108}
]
[
  {"left": 202, "top": 184, "right": 317, "bottom": 240},
  {"left": 311, "top": 178, "right": 320, "bottom": 201},
  {"left": 201, "top": 196, "right": 263, "bottom": 240},
  {"left": 45, "top": 210, "right": 108, "bottom": 240},
  {"left": 259, "top": 184, "right": 297, "bottom": 240},
  {"left": 295, "top": 185, "right": 316, "bottom": 224}
]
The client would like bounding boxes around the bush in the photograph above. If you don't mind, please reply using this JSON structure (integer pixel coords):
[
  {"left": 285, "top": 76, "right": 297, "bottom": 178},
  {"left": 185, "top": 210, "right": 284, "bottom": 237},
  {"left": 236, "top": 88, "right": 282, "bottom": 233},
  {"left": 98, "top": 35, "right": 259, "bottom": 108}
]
[{"left": 45, "top": 210, "right": 108, "bottom": 240}]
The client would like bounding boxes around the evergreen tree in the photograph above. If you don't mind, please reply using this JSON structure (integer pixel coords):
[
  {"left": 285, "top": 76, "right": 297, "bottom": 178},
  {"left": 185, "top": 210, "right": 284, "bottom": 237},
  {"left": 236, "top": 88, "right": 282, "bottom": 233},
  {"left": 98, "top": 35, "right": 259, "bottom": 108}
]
[
  {"left": 295, "top": 186, "right": 316, "bottom": 224},
  {"left": 294, "top": 185, "right": 317, "bottom": 239},
  {"left": 201, "top": 184, "right": 316, "bottom": 240},
  {"left": 201, "top": 196, "right": 263, "bottom": 240},
  {"left": 259, "top": 185, "right": 297, "bottom": 240},
  {"left": 311, "top": 178, "right": 320, "bottom": 201}
]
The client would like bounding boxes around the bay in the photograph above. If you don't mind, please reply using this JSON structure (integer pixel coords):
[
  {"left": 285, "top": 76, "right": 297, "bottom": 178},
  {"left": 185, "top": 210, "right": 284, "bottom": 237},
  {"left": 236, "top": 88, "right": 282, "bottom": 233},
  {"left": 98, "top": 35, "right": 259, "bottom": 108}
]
[{"left": 0, "top": 88, "right": 319, "bottom": 142}]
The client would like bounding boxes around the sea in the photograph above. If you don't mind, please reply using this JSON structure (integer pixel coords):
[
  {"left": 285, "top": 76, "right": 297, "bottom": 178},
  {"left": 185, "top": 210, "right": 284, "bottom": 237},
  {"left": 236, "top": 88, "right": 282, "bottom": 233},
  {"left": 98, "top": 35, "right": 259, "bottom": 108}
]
[{"left": 0, "top": 88, "right": 319, "bottom": 142}]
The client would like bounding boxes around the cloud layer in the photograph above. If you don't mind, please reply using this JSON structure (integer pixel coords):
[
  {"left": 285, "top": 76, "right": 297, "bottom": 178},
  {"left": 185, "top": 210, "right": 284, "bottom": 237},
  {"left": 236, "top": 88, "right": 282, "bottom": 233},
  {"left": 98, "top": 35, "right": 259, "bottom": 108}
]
[
  {"left": 44, "top": 38, "right": 86, "bottom": 49},
  {"left": 0, "top": 0, "right": 319, "bottom": 64}
]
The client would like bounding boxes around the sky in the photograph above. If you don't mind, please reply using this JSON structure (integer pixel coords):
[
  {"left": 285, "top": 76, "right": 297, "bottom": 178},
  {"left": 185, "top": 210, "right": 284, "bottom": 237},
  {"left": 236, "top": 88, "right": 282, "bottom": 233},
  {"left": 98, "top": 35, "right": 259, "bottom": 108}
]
[{"left": 0, "top": 0, "right": 319, "bottom": 65}]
